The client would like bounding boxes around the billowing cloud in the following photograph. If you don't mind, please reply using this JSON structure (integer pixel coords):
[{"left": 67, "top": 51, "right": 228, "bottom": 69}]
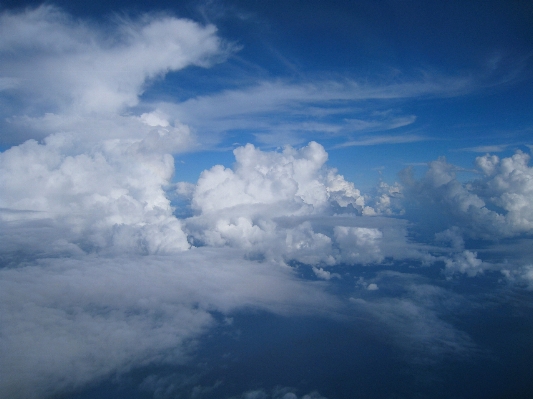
[
  {"left": 0, "top": 135, "right": 190, "bottom": 257},
  {"left": 0, "top": 5, "right": 229, "bottom": 145},
  {"left": 403, "top": 151, "right": 533, "bottom": 239},
  {"left": 181, "top": 141, "right": 424, "bottom": 267}
]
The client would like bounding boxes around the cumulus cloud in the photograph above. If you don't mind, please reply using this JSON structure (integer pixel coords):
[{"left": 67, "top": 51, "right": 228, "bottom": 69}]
[
  {"left": 188, "top": 141, "right": 368, "bottom": 215},
  {"left": 397, "top": 150, "right": 533, "bottom": 279},
  {"left": 238, "top": 388, "right": 328, "bottom": 399},
  {"left": 0, "top": 8, "right": 349, "bottom": 398},
  {"left": 181, "top": 141, "right": 421, "bottom": 267},
  {"left": 402, "top": 151, "right": 533, "bottom": 239},
  {"left": 501, "top": 265, "right": 533, "bottom": 290},
  {"left": 0, "top": 135, "right": 190, "bottom": 257},
  {"left": 0, "top": 5, "right": 225, "bottom": 112},
  {"left": 0, "top": 5, "right": 229, "bottom": 145}
]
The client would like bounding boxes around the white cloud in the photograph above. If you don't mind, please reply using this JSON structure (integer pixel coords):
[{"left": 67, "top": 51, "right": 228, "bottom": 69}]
[
  {"left": 189, "top": 141, "right": 363, "bottom": 214},
  {"left": 459, "top": 144, "right": 509, "bottom": 153},
  {"left": 181, "top": 142, "right": 420, "bottom": 266},
  {"left": 0, "top": 249, "right": 337, "bottom": 399},
  {"left": 500, "top": 264, "right": 533, "bottom": 290},
  {"left": 403, "top": 151, "right": 533, "bottom": 239},
  {"left": 334, "top": 226, "right": 384, "bottom": 264},
  {"left": 312, "top": 266, "right": 340, "bottom": 280},
  {"left": 0, "top": 136, "right": 190, "bottom": 256},
  {"left": 154, "top": 72, "right": 478, "bottom": 148},
  {"left": 0, "top": 5, "right": 225, "bottom": 113},
  {"left": 2, "top": 6, "right": 531, "bottom": 399},
  {"left": 238, "top": 388, "right": 328, "bottom": 399},
  {"left": 475, "top": 151, "right": 533, "bottom": 233},
  {"left": 444, "top": 250, "right": 487, "bottom": 277},
  {"left": 335, "top": 133, "right": 427, "bottom": 148},
  {"left": 0, "top": 5, "right": 229, "bottom": 145}
]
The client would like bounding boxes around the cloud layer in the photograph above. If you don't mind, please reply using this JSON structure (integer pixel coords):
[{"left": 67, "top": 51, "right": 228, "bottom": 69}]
[{"left": 1, "top": 5, "right": 533, "bottom": 399}]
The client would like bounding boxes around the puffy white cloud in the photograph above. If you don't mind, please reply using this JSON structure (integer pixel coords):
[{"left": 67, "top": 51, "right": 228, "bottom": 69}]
[
  {"left": 2, "top": 6, "right": 529, "bottom": 399},
  {"left": 0, "top": 135, "right": 190, "bottom": 256},
  {"left": 475, "top": 151, "right": 533, "bottom": 233},
  {"left": 500, "top": 264, "right": 533, "bottom": 290},
  {"left": 238, "top": 388, "right": 328, "bottom": 399},
  {"left": 312, "top": 266, "right": 340, "bottom": 280},
  {"left": 334, "top": 226, "right": 384, "bottom": 264},
  {"left": 444, "top": 250, "right": 487, "bottom": 277},
  {"left": 397, "top": 151, "right": 533, "bottom": 279},
  {"left": 182, "top": 142, "right": 416, "bottom": 267},
  {"left": 403, "top": 151, "right": 533, "bottom": 239},
  {"left": 191, "top": 142, "right": 335, "bottom": 214},
  {"left": 0, "top": 4, "right": 233, "bottom": 257},
  {"left": 0, "top": 5, "right": 229, "bottom": 146},
  {"left": 0, "top": 5, "right": 225, "bottom": 114}
]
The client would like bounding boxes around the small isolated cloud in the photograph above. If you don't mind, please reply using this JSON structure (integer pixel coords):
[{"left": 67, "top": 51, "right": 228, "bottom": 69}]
[
  {"left": 312, "top": 266, "right": 340, "bottom": 280},
  {"left": 238, "top": 387, "right": 328, "bottom": 399},
  {"left": 367, "top": 283, "right": 379, "bottom": 290},
  {"left": 501, "top": 265, "right": 533, "bottom": 290},
  {"left": 444, "top": 250, "right": 487, "bottom": 277}
]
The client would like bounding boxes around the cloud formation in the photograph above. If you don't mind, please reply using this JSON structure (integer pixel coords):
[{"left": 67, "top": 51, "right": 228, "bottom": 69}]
[
  {"left": 1, "top": 5, "right": 532, "bottom": 399},
  {"left": 181, "top": 141, "right": 421, "bottom": 268},
  {"left": 402, "top": 151, "right": 533, "bottom": 240},
  {"left": 0, "top": 250, "right": 336, "bottom": 399},
  {"left": 0, "top": 5, "right": 229, "bottom": 145}
]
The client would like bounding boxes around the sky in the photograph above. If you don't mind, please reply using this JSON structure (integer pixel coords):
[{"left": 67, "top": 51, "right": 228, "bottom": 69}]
[{"left": 0, "top": 1, "right": 533, "bottom": 398}]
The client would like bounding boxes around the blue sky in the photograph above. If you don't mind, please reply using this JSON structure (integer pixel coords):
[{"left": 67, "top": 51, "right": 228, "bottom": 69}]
[{"left": 1, "top": 1, "right": 533, "bottom": 399}]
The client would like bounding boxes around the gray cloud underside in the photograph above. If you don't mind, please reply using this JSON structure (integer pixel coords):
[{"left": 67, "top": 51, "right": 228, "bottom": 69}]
[{"left": 0, "top": 248, "right": 337, "bottom": 399}]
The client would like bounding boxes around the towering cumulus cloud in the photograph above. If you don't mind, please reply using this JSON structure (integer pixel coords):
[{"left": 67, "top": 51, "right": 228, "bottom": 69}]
[
  {"left": 181, "top": 141, "right": 405, "bottom": 267},
  {"left": 0, "top": 5, "right": 226, "bottom": 257},
  {"left": 0, "top": 7, "right": 334, "bottom": 398}
]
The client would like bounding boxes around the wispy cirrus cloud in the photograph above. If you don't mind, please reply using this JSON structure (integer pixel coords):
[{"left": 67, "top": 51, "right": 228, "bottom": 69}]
[
  {"left": 457, "top": 144, "right": 509, "bottom": 153},
  {"left": 150, "top": 74, "right": 480, "bottom": 149},
  {"left": 334, "top": 133, "right": 427, "bottom": 148}
]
